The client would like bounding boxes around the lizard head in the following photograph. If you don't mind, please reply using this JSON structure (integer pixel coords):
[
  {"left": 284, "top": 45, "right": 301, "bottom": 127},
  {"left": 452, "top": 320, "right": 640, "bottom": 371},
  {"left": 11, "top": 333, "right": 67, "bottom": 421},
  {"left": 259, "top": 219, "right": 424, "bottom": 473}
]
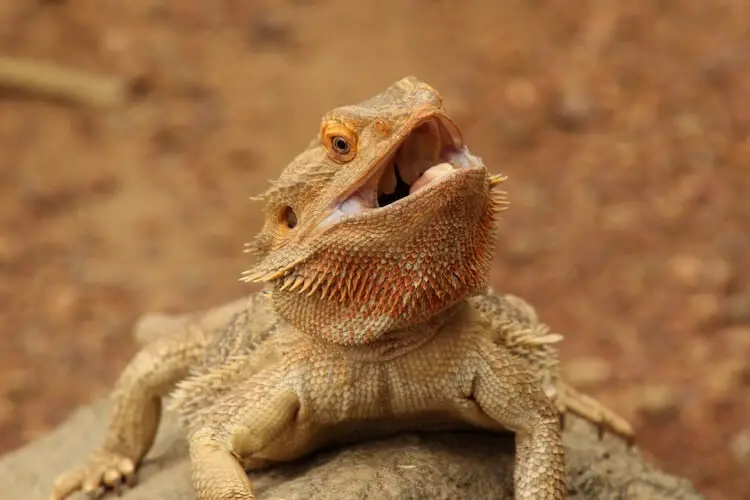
[{"left": 243, "top": 76, "right": 508, "bottom": 345}]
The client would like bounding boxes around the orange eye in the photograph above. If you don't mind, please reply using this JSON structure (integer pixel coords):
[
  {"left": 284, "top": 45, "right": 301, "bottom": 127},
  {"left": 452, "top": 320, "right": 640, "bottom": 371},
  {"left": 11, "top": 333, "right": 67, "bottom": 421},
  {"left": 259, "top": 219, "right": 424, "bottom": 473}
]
[{"left": 321, "top": 121, "right": 357, "bottom": 162}]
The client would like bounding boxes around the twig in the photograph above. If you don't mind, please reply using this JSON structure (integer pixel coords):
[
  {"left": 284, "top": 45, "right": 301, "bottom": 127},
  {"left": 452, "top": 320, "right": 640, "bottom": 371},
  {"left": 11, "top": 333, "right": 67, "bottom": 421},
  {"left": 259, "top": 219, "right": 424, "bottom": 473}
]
[{"left": 0, "top": 56, "right": 127, "bottom": 108}]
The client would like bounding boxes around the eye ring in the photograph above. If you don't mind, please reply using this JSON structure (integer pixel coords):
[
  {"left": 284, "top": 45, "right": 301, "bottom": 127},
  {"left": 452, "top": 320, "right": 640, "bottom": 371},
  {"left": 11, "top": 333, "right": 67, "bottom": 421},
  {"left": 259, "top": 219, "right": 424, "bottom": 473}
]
[
  {"left": 281, "top": 206, "right": 297, "bottom": 229},
  {"left": 331, "top": 136, "right": 350, "bottom": 155},
  {"left": 321, "top": 121, "right": 357, "bottom": 162}
]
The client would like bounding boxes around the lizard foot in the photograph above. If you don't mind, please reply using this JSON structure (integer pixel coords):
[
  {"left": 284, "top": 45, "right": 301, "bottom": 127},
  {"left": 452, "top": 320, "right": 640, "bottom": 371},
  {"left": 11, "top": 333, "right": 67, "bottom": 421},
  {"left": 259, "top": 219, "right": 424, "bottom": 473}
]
[
  {"left": 557, "top": 384, "right": 635, "bottom": 446},
  {"left": 49, "top": 450, "right": 136, "bottom": 500}
]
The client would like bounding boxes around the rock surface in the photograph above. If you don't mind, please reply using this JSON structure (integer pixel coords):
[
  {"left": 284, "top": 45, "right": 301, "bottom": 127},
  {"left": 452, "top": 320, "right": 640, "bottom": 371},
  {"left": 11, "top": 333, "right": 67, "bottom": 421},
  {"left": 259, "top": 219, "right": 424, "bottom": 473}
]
[{"left": 0, "top": 400, "right": 703, "bottom": 500}]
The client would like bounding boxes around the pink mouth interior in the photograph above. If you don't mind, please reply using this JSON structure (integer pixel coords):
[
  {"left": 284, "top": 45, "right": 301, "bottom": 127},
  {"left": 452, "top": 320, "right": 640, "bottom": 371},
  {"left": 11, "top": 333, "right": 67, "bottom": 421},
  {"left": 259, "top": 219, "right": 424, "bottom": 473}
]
[{"left": 321, "top": 118, "right": 481, "bottom": 225}]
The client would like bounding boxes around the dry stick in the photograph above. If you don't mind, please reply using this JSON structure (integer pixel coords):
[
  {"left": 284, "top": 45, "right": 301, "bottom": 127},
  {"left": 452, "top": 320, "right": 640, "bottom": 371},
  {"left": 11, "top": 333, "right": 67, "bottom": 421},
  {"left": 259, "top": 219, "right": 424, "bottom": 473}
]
[{"left": 0, "top": 56, "right": 127, "bottom": 108}]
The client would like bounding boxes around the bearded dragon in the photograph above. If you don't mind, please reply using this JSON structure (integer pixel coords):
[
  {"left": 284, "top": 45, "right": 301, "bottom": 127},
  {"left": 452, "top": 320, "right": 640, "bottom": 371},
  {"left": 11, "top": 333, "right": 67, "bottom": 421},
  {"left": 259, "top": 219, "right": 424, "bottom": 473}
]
[{"left": 49, "top": 76, "right": 633, "bottom": 500}]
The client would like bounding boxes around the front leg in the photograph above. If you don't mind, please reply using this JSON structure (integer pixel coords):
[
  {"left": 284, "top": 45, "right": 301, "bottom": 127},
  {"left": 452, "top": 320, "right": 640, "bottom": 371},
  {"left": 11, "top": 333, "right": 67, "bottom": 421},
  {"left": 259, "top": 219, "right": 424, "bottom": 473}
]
[
  {"left": 471, "top": 338, "right": 565, "bottom": 500},
  {"left": 50, "top": 325, "right": 211, "bottom": 500},
  {"left": 187, "top": 372, "right": 300, "bottom": 500}
]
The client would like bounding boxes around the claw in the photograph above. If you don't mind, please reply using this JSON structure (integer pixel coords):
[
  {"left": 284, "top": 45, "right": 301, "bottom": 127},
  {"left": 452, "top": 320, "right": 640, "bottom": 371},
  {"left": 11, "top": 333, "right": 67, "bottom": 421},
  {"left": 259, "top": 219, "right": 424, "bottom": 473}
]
[
  {"left": 49, "top": 451, "right": 138, "bottom": 500},
  {"left": 556, "top": 383, "right": 635, "bottom": 444},
  {"left": 626, "top": 434, "right": 637, "bottom": 449},
  {"left": 124, "top": 471, "right": 138, "bottom": 488}
]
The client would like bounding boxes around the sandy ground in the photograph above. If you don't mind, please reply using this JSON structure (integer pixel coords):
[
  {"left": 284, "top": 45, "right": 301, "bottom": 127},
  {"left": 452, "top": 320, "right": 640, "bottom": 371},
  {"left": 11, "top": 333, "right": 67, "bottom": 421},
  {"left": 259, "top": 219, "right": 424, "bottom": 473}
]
[{"left": 0, "top": 1, "right": 749, "bottom": 499}]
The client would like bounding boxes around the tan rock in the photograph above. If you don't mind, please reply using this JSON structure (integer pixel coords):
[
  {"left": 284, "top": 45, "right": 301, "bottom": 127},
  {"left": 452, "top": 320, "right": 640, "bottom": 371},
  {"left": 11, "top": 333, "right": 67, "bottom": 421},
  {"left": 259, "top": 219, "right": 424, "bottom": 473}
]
[{"left": 0, "top": 400, "right": 704, "bottom": 499}]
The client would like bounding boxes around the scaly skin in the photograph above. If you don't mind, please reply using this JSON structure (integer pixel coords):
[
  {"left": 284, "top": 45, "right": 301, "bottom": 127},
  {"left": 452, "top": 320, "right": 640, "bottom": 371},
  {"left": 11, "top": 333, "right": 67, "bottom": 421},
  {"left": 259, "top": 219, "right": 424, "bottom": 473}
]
[{"left": 50, "top": 77, "right": 633, "bottom": 500}]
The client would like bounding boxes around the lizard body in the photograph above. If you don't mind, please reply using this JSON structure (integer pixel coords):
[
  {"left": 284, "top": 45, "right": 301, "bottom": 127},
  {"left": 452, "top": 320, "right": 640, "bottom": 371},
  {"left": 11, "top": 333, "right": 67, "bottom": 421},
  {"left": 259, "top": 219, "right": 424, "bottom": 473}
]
[{"left": 50, "top": 77, "right": 632, "bottom": 500}]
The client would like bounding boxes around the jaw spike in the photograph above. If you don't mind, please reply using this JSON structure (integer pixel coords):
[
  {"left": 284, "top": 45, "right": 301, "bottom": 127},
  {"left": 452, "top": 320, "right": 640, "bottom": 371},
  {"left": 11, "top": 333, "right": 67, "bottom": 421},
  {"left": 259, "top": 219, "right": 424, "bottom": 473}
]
[
  {"left": 278, "top": 277, "right": 294, "bottom": 291},
  {"left": 320, "top": 279, "right": 335, "bottom": 300},
  {"left": 240, "top": 267, "right": 289, "bottom": 284},
  {"left": 301, "top": 276, "right": 318, "bottom": 296},
  {"left": 491, "top": 189, "right": 510, "bottom": 213},
  {"left": 289, "top": 276, "right": 306, "bottom": 292},
  {"left": 488, "top": 173, "right": 508, "bottom": 188}
]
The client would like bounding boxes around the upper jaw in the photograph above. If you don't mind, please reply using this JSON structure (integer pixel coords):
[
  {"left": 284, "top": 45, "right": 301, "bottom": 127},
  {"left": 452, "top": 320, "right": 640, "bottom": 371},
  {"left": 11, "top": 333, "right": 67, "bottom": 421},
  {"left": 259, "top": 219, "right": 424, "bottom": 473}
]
[{"left": 324, "top": 114, "right": 483, "bottom": 224}]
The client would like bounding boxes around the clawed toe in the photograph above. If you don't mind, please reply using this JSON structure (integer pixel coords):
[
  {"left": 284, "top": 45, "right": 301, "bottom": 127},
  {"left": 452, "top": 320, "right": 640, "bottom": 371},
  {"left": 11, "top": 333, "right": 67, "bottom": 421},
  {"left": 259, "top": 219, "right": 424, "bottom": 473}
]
[
  {"left": 50, "top": 452, "right": 137, "bottom": 500},
  {"left": 556, "top": 384, "right": 636, "bottom": 446}
]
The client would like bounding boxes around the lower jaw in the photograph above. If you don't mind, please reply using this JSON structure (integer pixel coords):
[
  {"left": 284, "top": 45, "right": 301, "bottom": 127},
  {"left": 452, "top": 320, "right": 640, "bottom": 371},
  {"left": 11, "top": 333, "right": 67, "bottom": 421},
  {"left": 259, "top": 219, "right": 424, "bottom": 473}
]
[{"left": 321, "top": 165, "right": 488, "bottom": 229}]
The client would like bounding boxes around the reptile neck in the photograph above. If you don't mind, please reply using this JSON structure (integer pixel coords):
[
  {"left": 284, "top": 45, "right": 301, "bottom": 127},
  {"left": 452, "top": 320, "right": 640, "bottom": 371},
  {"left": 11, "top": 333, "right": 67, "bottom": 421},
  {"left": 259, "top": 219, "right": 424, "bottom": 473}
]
[
  {"left": 271, "top": 281, "right": 484, "bottom": 347},
  {"left": 310, "top": 302, "right": 464, "bottom": 362}
]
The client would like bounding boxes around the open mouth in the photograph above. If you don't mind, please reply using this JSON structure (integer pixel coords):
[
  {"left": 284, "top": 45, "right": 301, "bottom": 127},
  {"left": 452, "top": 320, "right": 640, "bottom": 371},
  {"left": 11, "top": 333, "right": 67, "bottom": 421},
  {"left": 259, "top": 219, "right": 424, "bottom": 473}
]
[{"left": 328, "top": 116, "right": 481, "bottom": 222}]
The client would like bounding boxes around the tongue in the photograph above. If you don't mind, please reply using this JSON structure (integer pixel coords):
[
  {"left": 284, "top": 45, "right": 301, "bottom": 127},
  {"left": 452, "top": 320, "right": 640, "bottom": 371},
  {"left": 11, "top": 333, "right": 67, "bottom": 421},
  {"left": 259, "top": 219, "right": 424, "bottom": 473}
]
[{"left": 409, "top": 163, "right": 454, "bottom": 194}]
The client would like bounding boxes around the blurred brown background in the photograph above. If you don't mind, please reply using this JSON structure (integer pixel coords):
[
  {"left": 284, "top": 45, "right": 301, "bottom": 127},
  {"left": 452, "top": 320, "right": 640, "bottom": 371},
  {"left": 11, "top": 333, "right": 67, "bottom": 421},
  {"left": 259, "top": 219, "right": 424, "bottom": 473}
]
[{"left": 1, "top": 1, "right": 749, "bottom": 499}]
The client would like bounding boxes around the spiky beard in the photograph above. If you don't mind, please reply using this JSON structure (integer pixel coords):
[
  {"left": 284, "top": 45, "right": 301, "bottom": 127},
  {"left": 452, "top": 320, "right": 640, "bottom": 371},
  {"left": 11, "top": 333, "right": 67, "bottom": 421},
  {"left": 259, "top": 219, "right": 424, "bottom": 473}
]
[{"left": 265, "top": 176, "right": 508, "bottom": 346}]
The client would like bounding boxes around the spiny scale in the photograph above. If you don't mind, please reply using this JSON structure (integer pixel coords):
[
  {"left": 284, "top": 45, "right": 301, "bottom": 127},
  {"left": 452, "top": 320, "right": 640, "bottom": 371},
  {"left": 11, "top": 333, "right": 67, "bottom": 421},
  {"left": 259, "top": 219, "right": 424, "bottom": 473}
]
[{"left": 488, "top": 173, "right": 508, "bottom": 187}]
